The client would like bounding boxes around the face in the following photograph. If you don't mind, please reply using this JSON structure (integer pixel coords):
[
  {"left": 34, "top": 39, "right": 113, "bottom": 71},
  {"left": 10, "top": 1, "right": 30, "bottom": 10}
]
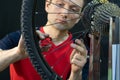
[{"left": 45, "top": 0, "right": 84, "bottom": 30}]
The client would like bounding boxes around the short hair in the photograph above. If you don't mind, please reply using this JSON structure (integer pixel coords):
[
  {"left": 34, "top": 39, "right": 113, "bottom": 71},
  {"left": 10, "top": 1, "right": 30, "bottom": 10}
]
[{"left": 46, "top": 0, "right": 87, "bottom": 6}]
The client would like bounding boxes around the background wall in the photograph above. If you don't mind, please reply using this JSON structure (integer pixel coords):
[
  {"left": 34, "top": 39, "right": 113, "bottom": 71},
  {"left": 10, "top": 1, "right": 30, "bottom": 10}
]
[
  {"left": 0, "top": 0, "right": 21, "bottom": 80},
  {"left": 0, "top": 0, "right": 21, "bottom": 39}
]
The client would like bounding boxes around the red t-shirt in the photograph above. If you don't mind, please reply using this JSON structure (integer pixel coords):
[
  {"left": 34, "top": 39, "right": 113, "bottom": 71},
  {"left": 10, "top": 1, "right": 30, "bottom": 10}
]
[{"left": 10, "top": 27, "right": 73, "bottom": 80}]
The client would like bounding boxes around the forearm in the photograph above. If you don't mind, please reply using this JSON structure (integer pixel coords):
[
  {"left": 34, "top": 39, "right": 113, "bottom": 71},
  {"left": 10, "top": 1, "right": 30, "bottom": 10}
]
[
  {"left": 0, "top": 47, "right": 22, "bottom": 72},
  {"left": 68, "top": 71, "right": 82, "bottom": 80}
]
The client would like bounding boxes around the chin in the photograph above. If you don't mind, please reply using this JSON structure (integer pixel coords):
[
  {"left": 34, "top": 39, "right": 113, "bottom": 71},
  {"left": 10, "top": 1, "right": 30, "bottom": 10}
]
[
  {"left": 55, "top": 24, "right": 72, "bottom": 30},
  {"left": 56, "top": 26, "right": 71, "bottom": 31}
]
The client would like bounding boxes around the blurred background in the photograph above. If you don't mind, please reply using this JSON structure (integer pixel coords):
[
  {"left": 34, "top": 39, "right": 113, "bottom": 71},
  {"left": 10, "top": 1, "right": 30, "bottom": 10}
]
[{"left": 0, "top": 0, "right": 119, "bottom": 80}]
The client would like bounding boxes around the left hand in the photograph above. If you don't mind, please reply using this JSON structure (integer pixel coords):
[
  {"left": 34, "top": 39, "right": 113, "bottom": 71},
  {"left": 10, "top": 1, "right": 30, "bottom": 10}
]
[{"left": 70, "top": 39, "right": 87, "bottom": 73}]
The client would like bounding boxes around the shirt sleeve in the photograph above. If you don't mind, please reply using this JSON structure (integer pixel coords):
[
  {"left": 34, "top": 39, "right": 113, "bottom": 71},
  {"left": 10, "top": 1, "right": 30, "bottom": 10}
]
[{"left": 0, "top": 31, "right": 21, "bottom": 50}]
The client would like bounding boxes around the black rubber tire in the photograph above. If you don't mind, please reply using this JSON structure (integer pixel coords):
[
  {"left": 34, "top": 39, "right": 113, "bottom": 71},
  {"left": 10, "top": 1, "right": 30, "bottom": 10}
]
[{"left": 20, "top": 0, "right": 62, "bottom": 80}]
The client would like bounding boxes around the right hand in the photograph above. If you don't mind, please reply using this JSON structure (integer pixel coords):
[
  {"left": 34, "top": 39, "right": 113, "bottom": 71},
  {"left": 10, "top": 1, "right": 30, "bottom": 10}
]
[
  {"left": 17, "top": 35, "right": 28, "bottom": 59},
  {"left": 17, "top": 30, "right": 50, "bottom": 59}
]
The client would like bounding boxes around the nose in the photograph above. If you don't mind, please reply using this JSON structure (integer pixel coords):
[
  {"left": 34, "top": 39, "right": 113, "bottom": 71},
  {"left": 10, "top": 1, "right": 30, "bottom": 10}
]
[{"left": 60, "top": 7, "right": 69, "bottom": 19}]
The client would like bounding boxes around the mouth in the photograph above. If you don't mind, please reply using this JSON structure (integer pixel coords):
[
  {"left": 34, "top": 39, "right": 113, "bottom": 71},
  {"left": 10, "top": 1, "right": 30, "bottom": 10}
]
[{"left": 56, "top": 19, "right": 68, "bottom": 24}]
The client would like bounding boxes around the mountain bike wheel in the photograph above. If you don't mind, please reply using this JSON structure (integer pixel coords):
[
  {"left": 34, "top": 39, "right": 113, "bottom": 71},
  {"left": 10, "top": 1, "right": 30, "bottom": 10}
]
[{"left": 20, "top": 0, "right": 62, "bottom": 80}]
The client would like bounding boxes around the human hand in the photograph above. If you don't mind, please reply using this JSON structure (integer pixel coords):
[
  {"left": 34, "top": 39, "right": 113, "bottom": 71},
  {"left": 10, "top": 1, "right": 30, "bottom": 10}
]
[
  {"left": 36, "top": 30, "right": 51, "bottom": 52},
  {"left": 70, "top": 39, "right": 87, "bottom": 73},
  {"left": 36, "top": 30, "right": 49, "bottom": 40},
  {"left": 17, "top": 35, "right": 28, "bottom": 59},
  {"left": 17, "top": 30, "right": 50, "bottom": 59}
]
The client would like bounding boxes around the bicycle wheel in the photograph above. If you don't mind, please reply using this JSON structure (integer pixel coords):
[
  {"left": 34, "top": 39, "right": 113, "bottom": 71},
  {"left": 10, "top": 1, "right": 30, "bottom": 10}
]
[
  {"left": 20, "top": 0, "right": 90, "bottom": 80},
  {"left": 21, "top": 0, "right": 62, "bottom": 80}
]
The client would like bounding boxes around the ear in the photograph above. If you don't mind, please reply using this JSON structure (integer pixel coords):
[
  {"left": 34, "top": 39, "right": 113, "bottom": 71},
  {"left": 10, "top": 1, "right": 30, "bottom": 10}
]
[{"left": 45, "top": 0, "right": 51, "bottom": 12}]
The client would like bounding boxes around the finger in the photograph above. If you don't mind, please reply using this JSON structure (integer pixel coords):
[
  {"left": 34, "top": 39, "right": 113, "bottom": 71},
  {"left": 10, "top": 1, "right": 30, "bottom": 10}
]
[
  {"left": 74, "top": 39, "right": 86, "bottom": 48},
  {"left": 36, "top": 30, "right": 49, "bottom": 39},
  {"left": 73, "top": 53, "right": 86, "bottom": 61},
  {"left": 70, "top": 49, "right": 76, "bottom": 61},
  {"left": 40, "top": 44, "right": 51, "bottom": 52},
  {"left": 71, "top": 59, "right": 86, "bottom": 68},
  {"left": 19, "top": 35, "right": 25, "bottom": 48},
  {"left": 71, "top": 55, "right": 86, "bottom": 67},
  {"left": 73, "top": 39, "right": 87, "bottom": 53},
  {"left": 70, "top": 43, "right": 87, "bottom": 57}
]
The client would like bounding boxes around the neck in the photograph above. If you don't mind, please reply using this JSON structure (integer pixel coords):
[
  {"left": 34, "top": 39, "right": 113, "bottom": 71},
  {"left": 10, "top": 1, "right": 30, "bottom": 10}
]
[
  {"left": 43, "top": 24, "right": 69, "bottom": 45},
  {"left": 44, "top": 24, "right": 68, "bottom": 39}
]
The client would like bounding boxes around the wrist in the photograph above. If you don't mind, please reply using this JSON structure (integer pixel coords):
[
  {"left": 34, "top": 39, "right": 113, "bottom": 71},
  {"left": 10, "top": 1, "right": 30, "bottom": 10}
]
[
  {"left": 15, "top": 47, "right": 27, "bottom": 60},
  {"left": 68, "top": 70, "right": 82, "bottom": 80}
]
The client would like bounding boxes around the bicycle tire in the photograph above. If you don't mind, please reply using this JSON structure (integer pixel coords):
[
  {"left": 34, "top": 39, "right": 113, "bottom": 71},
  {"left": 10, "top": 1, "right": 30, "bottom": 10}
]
[{"left": 20, "top": 0, "right": 62, "bottom": 80}]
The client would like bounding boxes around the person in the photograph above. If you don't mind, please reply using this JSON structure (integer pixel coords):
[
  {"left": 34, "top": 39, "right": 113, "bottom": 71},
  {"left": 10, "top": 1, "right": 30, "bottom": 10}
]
[{"left": 0, "top": 0, "right": 88, "bottom": 80}]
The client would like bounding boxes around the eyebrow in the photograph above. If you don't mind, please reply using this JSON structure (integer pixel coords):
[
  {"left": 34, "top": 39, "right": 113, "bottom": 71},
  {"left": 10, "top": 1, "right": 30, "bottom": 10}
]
[
  {"left": 70, "top": 5, "right": 81, "bottom": 9},
  {"left": 55, "top": 0, "right": 82, "bottom": 8}
]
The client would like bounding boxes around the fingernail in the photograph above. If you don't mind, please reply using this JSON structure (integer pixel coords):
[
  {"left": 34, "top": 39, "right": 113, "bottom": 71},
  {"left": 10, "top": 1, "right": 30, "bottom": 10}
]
[
  {"left": 41, "top": 35, "right": 45, "bottom": 39},
  {"left": 75, "top": 39, "right": 83, "bottom": 44}
]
